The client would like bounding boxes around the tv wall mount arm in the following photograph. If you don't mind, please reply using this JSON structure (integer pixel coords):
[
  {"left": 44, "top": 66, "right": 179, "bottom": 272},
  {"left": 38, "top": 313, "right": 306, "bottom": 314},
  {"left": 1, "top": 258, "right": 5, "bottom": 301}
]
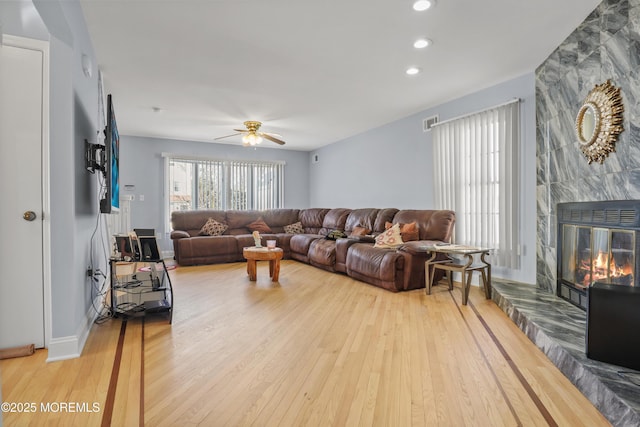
[{"left": 85, "top": 139, "right": 105, "bottom": 174}]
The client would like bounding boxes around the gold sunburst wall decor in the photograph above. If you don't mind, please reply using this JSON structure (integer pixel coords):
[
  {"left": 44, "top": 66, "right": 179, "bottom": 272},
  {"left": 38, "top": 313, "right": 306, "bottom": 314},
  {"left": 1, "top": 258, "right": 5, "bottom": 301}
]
[{"left": 575, "top": 79, "right": 624, "bottom": 164}]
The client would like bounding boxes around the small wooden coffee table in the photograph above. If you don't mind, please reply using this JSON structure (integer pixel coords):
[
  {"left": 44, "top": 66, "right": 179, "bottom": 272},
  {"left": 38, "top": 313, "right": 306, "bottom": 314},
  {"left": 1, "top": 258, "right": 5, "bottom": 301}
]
[{"left": 243, "top": 247, "right": 284, "bottom": 282}]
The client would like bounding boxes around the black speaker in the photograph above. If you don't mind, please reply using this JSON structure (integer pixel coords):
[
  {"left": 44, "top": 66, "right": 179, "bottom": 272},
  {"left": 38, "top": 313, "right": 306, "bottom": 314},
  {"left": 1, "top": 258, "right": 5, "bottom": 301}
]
[{"left": 586, "top": 283, "right": 640, "bottom": 371}]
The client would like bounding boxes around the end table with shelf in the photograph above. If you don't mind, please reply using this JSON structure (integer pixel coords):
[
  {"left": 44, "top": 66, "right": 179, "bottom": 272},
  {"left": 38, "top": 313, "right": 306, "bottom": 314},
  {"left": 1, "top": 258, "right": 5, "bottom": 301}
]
[
  {"left": 109, "top": 259, "right": 174, "bottom": 323},
  {"left": 424, "top": 245, "right": 492, "bottom": 305}
]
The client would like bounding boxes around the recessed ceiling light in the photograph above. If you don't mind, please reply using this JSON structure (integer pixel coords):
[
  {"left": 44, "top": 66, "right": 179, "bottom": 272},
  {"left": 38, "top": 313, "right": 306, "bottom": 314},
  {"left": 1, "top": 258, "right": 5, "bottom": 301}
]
[
  {"left": 406, "top": 67, "right": 421, "bottom": 75},
  {"left": 413, "top": 38, "right": 432, "bottom": 49},
  {"left": 413, "top": 0, "right": 435, "bottom": 11}
]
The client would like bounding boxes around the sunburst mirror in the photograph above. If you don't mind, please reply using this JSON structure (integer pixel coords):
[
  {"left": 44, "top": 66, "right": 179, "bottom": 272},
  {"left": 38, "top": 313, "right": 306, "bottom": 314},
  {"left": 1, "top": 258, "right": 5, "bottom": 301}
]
[{"left": 575, "top": 80, "right": 624, "bottom": 164}]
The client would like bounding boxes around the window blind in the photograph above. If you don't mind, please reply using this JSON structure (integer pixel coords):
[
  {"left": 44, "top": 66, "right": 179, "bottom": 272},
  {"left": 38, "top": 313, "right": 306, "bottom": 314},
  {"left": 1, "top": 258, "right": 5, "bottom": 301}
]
[{"left": 432, "top": 100, "right": 520, "bottom": 269}]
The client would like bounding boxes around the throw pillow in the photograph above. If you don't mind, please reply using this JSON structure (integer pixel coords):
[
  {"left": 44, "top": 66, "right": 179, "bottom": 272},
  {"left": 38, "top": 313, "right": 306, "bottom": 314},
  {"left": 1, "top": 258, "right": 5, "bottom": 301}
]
[
  {"left": 199, "top": 218, "right": 228, "bottom": 236},
  {"left": 399, "top": 221, "right": 419, "bottom": 242},
  {"left": 247, "top": 217, "right": 272, "bottom": 233},
  {"left": 374, "top": 223, "right": 404, "bottom": 248},
  {"left": 350, "top": 226, "right": 371, "bottom": 237},
  {"left": 284, "top": 221, "right": 304, "bottom": 234},
  {"left": 385, "top": 221, "right": 419, "bottom": 242}
]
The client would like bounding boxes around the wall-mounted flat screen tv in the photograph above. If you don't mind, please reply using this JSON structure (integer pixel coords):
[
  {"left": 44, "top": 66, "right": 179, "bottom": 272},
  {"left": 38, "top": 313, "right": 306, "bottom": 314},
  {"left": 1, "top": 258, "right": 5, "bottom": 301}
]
[{"left": 100, "top": 94, "right": 119, "bottom": 214}]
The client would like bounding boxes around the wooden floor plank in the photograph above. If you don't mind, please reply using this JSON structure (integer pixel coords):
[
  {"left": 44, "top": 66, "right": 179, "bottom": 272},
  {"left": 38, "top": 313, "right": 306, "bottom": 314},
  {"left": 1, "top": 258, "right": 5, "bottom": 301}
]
[{"left": 1, "top": 261, "right": 611, "bottom": 426}]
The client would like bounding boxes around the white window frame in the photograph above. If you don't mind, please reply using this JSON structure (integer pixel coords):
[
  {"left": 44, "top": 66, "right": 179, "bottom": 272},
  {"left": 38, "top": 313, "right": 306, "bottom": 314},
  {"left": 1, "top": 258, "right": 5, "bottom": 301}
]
[
  {"left": 162, "top": 154, "right": 285, "bottom": 233},
  {"left": 432, "top": 99, "right": 521, "bottom": 269}
]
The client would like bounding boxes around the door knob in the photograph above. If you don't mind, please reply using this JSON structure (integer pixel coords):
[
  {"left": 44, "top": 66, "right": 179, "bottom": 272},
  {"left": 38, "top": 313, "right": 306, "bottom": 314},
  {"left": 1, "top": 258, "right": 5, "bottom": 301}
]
[{"left": 23, "top": 211, "right": 37, "bottom": 221}]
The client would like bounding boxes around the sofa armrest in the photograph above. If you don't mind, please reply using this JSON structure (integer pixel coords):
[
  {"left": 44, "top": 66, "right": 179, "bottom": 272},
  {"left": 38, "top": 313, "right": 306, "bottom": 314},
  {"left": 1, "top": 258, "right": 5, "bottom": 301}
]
[
  {"left": 171, "top": 230, "right": 191, "bottom": 240},
  {"left": 347, "top": 235, "right": 376, "bottom": 243},
  {"left": 399, "top": 240, "right": 445, "bottom": 255}
]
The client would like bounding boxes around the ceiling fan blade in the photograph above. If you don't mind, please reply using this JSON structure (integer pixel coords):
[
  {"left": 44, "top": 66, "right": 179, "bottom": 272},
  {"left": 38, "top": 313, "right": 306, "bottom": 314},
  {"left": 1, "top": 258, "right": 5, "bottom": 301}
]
[
  {"left": 263, "top": 131, "right": 283, "bottom": 138},
  {"left": 214, "top": 132, "right": 242, "bottom": 140},
  {"left": 261, "top": 133, "right": 286, "bottom": 145},
  {"left": 233, "top": 129, "right": 250, "bottom": 133}
]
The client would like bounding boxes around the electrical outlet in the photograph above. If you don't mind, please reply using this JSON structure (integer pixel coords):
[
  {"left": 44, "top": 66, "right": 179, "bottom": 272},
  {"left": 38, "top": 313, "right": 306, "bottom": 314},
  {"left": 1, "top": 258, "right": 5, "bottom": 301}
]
[{"left": 87, "top": 267, "right": 93, "bottom": 277}]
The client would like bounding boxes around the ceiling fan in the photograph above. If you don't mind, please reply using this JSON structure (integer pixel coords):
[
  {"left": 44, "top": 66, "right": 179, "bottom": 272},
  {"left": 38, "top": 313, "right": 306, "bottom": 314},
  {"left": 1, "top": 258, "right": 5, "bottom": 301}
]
[{"left": 215, "top": 121, "right": 286, "bottom": 146}]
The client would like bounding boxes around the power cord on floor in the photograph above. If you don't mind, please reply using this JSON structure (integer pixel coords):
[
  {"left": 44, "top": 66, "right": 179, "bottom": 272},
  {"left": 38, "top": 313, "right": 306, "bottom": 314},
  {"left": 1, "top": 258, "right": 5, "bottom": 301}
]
[{"left": 89, "top": 200, "right": 115, "bottom": 325}]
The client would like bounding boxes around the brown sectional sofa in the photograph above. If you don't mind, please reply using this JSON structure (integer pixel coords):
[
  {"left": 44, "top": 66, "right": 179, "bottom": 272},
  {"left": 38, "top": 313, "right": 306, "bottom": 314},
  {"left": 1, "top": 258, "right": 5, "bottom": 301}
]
[{"left": 170, "top": 207, "right": 455, "bottom": 292}]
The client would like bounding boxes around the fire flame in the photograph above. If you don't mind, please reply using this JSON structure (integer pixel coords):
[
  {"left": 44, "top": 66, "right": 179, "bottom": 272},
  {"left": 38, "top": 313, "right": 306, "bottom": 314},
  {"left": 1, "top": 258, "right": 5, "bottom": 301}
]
[{"left": 580, "top": 249, "right": 633, "bottom": 286}]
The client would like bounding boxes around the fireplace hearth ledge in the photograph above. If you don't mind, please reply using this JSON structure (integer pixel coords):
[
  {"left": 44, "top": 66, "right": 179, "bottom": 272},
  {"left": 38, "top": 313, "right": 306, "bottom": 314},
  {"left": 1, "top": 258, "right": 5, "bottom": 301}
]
[{"left": 491, "top": 280, "right": 640, "bottom": 427}]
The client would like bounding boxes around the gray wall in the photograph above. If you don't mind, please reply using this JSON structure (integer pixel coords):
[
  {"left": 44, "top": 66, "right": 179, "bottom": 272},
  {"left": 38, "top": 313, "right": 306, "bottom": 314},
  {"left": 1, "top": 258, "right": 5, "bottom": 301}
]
[
  {"left": 310, "top": 73, "right": 538, "bottom": 284},
  {"left": 1, "top": 0, "right": 104, "bottom": 344},
  {"left": 536, "top": 0, "right": 640, "bottom": 292},
  {"left": 120, "top": 136, "right": 310, "bottom": 250}
]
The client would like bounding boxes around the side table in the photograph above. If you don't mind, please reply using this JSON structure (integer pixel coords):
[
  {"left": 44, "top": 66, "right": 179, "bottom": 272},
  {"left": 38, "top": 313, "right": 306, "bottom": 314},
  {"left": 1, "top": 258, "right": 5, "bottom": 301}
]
[
  {"left": 110, "top": 259, "right": 174, "bottom": 323},
  {"left": 243, "top": 247, "right": 284, "bottom": 282},
  {"left": 425, "top": 245, "right": 491, "bottom": 305}
]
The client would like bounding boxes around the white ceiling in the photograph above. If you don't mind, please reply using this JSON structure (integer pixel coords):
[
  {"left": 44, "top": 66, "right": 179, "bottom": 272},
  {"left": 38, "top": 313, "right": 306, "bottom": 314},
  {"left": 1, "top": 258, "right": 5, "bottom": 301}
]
[{"left": 80, "top": 0, "right": 600, "bottom": 151}]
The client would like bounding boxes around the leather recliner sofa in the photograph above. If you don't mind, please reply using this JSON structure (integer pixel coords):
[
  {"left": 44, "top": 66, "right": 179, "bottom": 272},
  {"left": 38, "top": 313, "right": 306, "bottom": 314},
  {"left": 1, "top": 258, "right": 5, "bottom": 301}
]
[{"left": 170, "top": 207, "right": 455, "bottom": 292}]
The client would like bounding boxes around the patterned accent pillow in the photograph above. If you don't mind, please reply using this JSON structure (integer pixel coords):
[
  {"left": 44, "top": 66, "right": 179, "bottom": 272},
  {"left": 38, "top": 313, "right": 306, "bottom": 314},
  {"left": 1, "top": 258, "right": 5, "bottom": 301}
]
[
  {"left": 247, "top": 217, "right": 272, "bottom": 233},
  {"left": 374, "top": 223, "right": 404, "bottom": 248},
  {"left": 385, "top": 221, "right": 419, "bottom": 242},
  {"left": 283, "top": 221, "right": 304, "bottom": 234},
  {"left": 199, "top": 218, "right": 228, "bottom": 236}
]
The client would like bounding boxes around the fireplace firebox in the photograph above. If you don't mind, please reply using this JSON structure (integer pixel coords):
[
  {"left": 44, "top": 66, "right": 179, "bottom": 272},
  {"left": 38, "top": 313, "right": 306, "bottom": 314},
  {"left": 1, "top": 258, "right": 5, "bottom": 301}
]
[{"left": 557, "top": 201, "right": 640, "bottom": 309}]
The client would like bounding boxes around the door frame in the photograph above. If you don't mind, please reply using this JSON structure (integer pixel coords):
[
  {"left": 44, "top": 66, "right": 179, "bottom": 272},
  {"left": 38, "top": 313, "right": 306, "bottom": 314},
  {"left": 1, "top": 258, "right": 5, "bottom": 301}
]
[{"left": 2, "top": 34, "right": 52, "bottom": 349}]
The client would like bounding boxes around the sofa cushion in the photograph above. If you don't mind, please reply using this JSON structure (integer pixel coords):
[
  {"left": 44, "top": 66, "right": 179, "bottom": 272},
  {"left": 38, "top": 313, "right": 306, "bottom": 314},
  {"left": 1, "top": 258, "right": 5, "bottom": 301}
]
[
  {"left": 344, "top": 208, "right": 379, "bottom": 234},
  {"left": 346, "top": 244, "right": 405, "bottom": 291},
  {"left": 199, "top": 218, "right": 228, "bottom": 236},
  {"left": 393, "top": 210, "right": 455, "bottom": 241},
  {"left": 256, "top": 209, "right": 300, "bottom": 233},
  {"left": 225, "top": 210, "right": 261, "bottom": 230},
  {"left": 424, "top": 210, "right": 456, "bottom": 241},
  {"left": 309, "top": 239, "right": 337, "bottom": 270},
  {"left": 273, "top": 233, "right": 294, "bottom": 258},
  {"left": 174, "top": 235, "right": 239, "bottom": 265},
  {"left": 247, "top": 217, "right": 272, "bottom": 233},
  {"left": 374, "top": 223, "right": 403, "bottom": 248},
  {"left": 319, "top": 208, "right": 352, "bottom": 236},
  {"left": 284, "top": 221, "right": 304, "bottom": 234},
  {"left": 171, "top": 210, "right": 226, "bottom": 237},
  {"left": 373, "top": 208, "right": 400, "bottom": 233},
  {"left": 299, "top": 208, "right": 330, "bottom": 234},
  {"left": 290, "top": 233, "right": 323, "bottom": 263}
]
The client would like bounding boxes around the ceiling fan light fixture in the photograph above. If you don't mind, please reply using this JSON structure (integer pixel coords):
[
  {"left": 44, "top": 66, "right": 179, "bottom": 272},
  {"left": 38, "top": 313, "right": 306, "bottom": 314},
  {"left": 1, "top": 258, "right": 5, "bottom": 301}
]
[
  {"left": 216, "top": 120, "right": 285, "bottom": 146},
  {"left": 413, "top": 0, "right": 435, "bottom": 12},
  {"left": 242, "top": 133, "right": 263, "bottom": 146}
]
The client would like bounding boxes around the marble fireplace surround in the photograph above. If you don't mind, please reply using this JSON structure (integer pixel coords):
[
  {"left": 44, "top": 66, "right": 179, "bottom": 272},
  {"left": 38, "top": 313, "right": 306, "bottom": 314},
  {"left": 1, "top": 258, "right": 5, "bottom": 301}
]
[
  {"left": 492, "top": 280, "right": 640, "bottom": 426},
  {"left": 530, "top": 0, "right": 640, "bottom": 424}
]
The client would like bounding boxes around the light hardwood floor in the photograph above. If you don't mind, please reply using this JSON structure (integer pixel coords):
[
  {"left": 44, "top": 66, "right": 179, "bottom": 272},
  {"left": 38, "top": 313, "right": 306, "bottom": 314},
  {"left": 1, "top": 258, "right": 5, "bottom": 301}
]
[{"left": 1, "top": 261, "right": 610, "bottom": 426}]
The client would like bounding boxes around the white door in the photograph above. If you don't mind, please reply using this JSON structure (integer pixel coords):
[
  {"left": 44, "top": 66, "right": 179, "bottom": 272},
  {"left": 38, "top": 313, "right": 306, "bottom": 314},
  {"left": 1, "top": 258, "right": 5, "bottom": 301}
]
[{"left": 0, "top": 37, "right": 46, "bottom": 349}]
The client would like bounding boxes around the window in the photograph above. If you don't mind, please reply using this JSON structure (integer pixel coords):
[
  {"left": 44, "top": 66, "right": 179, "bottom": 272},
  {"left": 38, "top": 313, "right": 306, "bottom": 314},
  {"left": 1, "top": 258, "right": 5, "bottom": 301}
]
[
  {"left": 164, "top": 155, "right": 285, "bottom": 230},
  {"left": 432, "top": 100, "right": 520, "bottom": 269}
]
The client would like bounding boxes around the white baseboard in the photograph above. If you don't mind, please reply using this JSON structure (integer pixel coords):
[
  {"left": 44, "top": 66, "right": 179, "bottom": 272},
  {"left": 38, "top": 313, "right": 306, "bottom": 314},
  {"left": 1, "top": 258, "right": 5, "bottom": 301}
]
[{"left": 46, "top": 295, "right": 102, "bottom": 362}]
